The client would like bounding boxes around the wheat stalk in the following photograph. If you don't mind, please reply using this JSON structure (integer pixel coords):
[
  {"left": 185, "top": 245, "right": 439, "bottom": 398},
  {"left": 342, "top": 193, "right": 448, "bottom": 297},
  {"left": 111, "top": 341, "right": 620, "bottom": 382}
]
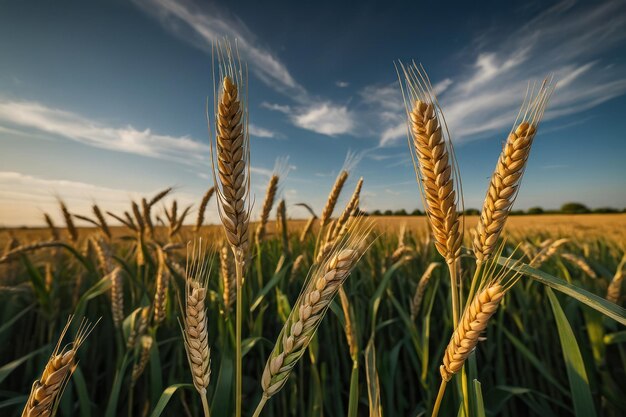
[
  {"left": 92, "top": 237, "right": 113, "bottom": 275},
  {"left": 290, "top": 254, "right": 306, "bottom": 283},
  {"left": 410, "top": 262, "right": 440, "bottom": 321},
  {"left": 141, "top": 198, "right": 155, "bottom": 239},
  {"left": 22, "top": 317, "right": 97, "bottom": 417},
  {"left": 153, "top": 248, "right": 169, "bottom": 325},
  {"left": 257, "top": 218, "right": 372, "bottom": 411},
  {"left": 195, "top": 186, "right": 216, "bottom": 232},
  {"left": 91, "top": 204, "right": 111, "bottom": 239},
  {"left": 473, "top": 80, "right": 554, "bottom": 265},
  {"left": 180, "top": 240, "right": 212, "bottom": 417},
  {"left": 0, "top": 241, "right": 64, "bottom": 264}
]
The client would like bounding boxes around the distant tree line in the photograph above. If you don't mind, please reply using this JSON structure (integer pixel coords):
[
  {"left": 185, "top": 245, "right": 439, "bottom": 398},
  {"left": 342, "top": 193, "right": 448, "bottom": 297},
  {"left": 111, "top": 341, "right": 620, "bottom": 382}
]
[{"left": 368, "top": 202, "right": 625, "bottom": 216}]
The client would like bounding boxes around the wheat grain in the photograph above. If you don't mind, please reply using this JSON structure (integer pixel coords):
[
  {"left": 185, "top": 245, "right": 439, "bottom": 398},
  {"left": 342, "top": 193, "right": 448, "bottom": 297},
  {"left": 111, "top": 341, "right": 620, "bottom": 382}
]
[
  {"left": 529, "top": 238, "right": 568, "bottom": 267},
  {"left": 561, "top": 253, "right": 598, "bottom": 279},
  {"left": 44, "top": 214, "right": 60, "bottom": 241},
  {"left": 220, "top": 244, "right": 235, "bottom": 312},
  {"left": 127, "top": 306, "right": 150, "bottom": 349},
  {"left": 141, "top": 198, "right": 155, "bottom": 239},
  {"left": 300, "top": 216, "right": 316, "bottom": 243},
  {"left": 110, "top": 267, "right": 124, "bottom": 328},
  {"left": 440, "top": 283, "right": 504, "bottom": 381},
  {"left": 473, "top": 80, "right": 554, "bottom": 264},
  {"left": 195, "top": 186, "right": 216, "bottom": 232},
  {"left": 59, "top": 200, "right": 78, "bottom": 244},
  {"left": 181, "top": 241, "right": 212, "bottom": 397},
  {"left": 153, "top": 248, "right": 169, "bottom": 325},
  {"left": 131, "top": 335, "right": 153, "bottom": 384},
  {"left": 22, "top": 317, "right": 97, "bottom": 417},
  {"left": 607, "top": 255, "right": 625, "bottom": 303},
  {"left": 257, "top": 175, "right": 279, "bottom": 242},
  {"left": 410, "top": 262, "right": 440, "bottom": 321},
  {"left": 320, "top": 170, "right": 348, "bottom": 228},
  {"left": 260, "top": 219, "right": 372, "bottom": 399},
  {"left": 91, "top": 204, "right": 111, "bottom": 239},
  {"left": 277, "top": 199, "right": 290, "bottom": 258}
]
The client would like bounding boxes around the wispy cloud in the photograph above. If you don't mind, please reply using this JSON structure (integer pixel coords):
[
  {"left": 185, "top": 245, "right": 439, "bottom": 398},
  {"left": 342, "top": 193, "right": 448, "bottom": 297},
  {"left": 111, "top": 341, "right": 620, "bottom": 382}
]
[
  {"left": 370, "top": 0, "right": 626, "bottom": 146},
  {"left": 134, "top": 0, "right": 307, "bottom": 100},
  {"left": 0, "top": 98, "right": 209, "bottom": 164},
  {"left": 249, "top": 123, "right": 277, "bottom": 138},
  {"left": 291, "top": 103, "right": 355, "bottom": 136},
  {"left": 135, "top": 0, "right": 361, "bottom": 138},
  {"left": 336, "top": 81, "right": 349, "bottom": 88}
]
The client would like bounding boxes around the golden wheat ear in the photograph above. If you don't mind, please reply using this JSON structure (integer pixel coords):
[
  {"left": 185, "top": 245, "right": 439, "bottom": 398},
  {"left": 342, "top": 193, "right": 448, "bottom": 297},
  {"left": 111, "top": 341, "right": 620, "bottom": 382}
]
[
  {"left": 473, "top": 78, "right": 555, "bottom": 265},
  {"left": 22, "top": 316, "right": 99, "bottom": 417},
  {"left": 398, "top": 62, "right": 463, "bottom": 267},
  {"left": 260, "top": 217, "right": 374, "bottom": 400},
  {"left": 178, "top": 239, "right": 212, "bottom": 413},
  {"left": 208, "top": 40, "right": 251, "bottom": 267}
]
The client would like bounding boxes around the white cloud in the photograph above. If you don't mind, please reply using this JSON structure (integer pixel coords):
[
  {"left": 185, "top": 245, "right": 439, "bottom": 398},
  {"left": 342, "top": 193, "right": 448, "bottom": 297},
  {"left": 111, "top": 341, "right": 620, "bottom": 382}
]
[
  {"left": 261, "top": 102, "right": 291, "bottom": 114},
  {"left": 134, "top": 0, "right": 307, "bottom": 101},
  {"left": 249, "top": 123, "right": 276, "bottom": 138},
  {"left": 336, "top": 81, "right": 349, "bottom": 88},
  {"left": 362, "top": 0, "right": 626, "bottom": 147},
  {"left": 0, "top": 98, "right": 209, "bottom": 164},
  {"left": 291, "top": 103, "right": 355, "bottom": 136}
]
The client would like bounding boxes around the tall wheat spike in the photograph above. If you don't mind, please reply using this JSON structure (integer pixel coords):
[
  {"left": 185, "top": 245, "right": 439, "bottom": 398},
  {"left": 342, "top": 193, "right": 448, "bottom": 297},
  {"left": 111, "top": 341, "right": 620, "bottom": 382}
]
[
  {"left": 606, "top": 255, "right": 625, "bottom": 303},
  {"left": 410, "top": 262, "right": 440, "bottom": 321},
  {"left": 529, "top": 238, "right": 568, "bottom": 267},
  {"left": 43, "top": 213, "right": 60, "bottom": 241},
  {"left": 131, "top": 335, "right": 153, "bottom": 384},
  {"left": 473, "top": 80, "right": 554, "bottom": 264},
  {"left": 399, "top": 62, "right": 463, "bottom": 326},
  {"left": 59, "top": 200, "right": 78, "bottom": 244},
  {"left": 195, "top": 186, "right": 216, "bottom": 232},
  {"left": 211, "top": 44, "right": 250, "bottom": 266},
  {"left": 258, "top": 218, "right": 372, "bottom": 407},
  {"left": 320, "top": 171, "right": 348, "bottom": 228},
  {"left": 399, "top": 63, "right": 462, "bottom": 267},
  {"left": 92, "top": 204, "right": 111, "bottom": 239},
  {"left": 110, "top": 267, "right": 124, "bottom": 328},
  {"left": 257, "top": 175, "right": 279, "bottom": 242},
  {"left": 22, "top": 317, "right": 97, "bottom": 417},
  {"left": 561, "top": 253, "right": 598, "bottom": 279},
  {"left": 153, "top": 248, "right": 169, "bottom": 325},
  {"left": 277, "top": 199, "right": 290, "bottom": 258},
  {"left": 300, "top": 216, "right": 316, "bottom": 243},
  {"left": 127, "top": 306, "right": 150, "bottom": 349},
  {"left": 210, "top": 41, "right": 249, "bottom": 417},
  {"left": 180, "top": 240, "right": 212, "bottom": 417},
  {"left": 220, "top": 244, "right": 235, "bottom": 312}
]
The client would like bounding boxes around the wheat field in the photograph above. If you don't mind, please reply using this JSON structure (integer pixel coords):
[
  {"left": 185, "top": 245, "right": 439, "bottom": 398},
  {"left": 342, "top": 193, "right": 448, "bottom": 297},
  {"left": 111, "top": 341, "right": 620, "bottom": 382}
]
[{"left": 1, "top": 51, "right": 625, "bottom": 417}]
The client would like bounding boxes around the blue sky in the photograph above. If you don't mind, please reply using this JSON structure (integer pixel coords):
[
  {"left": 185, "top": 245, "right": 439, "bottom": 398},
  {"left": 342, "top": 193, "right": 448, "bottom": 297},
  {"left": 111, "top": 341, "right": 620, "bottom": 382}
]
[{"left": 1, "top": 0, "right": 625, "bottom": 226}]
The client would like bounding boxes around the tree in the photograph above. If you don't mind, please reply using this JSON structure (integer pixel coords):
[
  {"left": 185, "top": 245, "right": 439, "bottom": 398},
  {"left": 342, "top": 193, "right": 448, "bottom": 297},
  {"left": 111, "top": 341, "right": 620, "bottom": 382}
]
[
  {"left": 383, "top": 209, "right": 393, "bottom": 216},
  {"left": 561, "top": 202, "right": 590, "bottom": 214},
  {"left": 371, "top": 210, "right": 382, "bottom": 216},
  {"left": 464, "top": 208, "right": 480, "bottom": 216},
  {"left": 527, "top": 206, "right": 544, "bottom": 215},
  {"left": 411, "top": 209, "right": 423, "bottom": 216},
  {"left": 394, "top": 209, "right": 408, "bottom": 216},
  {"left": 593, "top": 207, "right": 618, "bottom": 214}
]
